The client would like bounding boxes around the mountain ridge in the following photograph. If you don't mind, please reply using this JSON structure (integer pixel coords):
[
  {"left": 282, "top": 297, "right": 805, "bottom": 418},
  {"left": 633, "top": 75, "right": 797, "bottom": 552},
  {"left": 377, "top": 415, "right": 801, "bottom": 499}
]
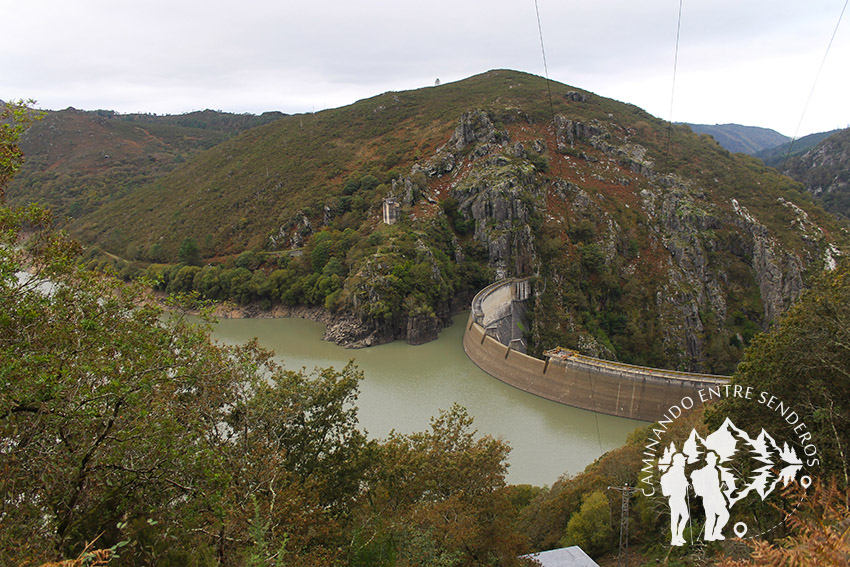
[
  {"left": 781, "top": 127, "right": 850, "bottom": 219},
  {"left": 8, "top": 69, "right": 848, "bottom": 373},
  {"left": 756, "top": 129, "right": 843, "bottom": 168},
  {"left": 683, "top": 123, "right": 789, "bottom": 155}
]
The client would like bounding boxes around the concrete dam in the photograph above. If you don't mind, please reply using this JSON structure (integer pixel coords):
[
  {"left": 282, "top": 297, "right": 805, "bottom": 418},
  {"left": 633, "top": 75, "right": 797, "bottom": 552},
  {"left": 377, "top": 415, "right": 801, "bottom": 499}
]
[{"left": 462, "top": 278, "right": 729, "bottom": 422}]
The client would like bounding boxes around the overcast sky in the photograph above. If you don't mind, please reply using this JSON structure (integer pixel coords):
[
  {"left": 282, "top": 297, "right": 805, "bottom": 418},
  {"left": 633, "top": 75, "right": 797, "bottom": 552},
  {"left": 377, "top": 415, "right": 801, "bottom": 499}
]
[{"left": 4, "top": 0, "right": 849, "bottom": 137}]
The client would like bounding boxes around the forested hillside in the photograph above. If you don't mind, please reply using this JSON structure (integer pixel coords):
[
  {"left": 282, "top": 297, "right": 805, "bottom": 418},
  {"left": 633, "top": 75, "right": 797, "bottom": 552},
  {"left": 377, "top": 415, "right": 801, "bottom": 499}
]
[
  {"left": 8, "top": 71, "right": 848, "bottom": 374},
  {"left": 781, "top": 127, "right": 850, "bottom": 220},
  {"left": 756, "top": 128, "right": 842, "bottom": 168},
  {"left": 684, "top": 123, "right": 789, "bottom": 155},
  {"left": 6, "top": 108, "right": 283, "bottom": 220}
]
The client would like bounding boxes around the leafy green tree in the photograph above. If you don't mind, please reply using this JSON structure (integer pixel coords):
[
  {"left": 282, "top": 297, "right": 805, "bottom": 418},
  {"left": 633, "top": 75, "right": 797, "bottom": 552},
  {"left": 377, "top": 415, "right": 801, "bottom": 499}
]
[
  {"left": 322, "top": 256, "right": 346, "bottom": 278},
  {"left": 0, "top": 205, "right": 369, "bottom": 566},
  {"left": 178, "top": 237, "right": 201, "bottom": 266},
  {"left": 354, "top": 405, "right": 524, "bottom": 567},
  {"left": 359, "top": 174, "right": 380, "bottom": 192},
  {"left": 707, "top": 260, "right": 850, "bottom": 489},
  {"left": 562, "top": 491, "right": 613, "bottom": 557},
  {"left": 166, "top": 264, "right": 201, "bottom": 293},
  {"left": 229, "top": 361, "right": 369, "bottom": 515},
  {"left": 1, "top": 99, "right": 40, "bottom": 200},
  {"left": 235, "top": 250, "right": 260, "bottom": 270},
  {"left": 193, "top": 265, "right": 223, "bottom": 300},
  {"left": 310, "top": 233, "right": 332, "bottom": 273},
  {"left": 1, "top": 207, "right": 239, "bottom": 562},
  {"left": 147, "top": 242, "right": 166, "bottom": 263}
]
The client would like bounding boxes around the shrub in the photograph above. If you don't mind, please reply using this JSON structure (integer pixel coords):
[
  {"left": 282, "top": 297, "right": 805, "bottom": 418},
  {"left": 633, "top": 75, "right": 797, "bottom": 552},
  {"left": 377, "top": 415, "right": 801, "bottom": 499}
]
[{"left": 562, "top": 490, "right": 613, "bottom": 557}]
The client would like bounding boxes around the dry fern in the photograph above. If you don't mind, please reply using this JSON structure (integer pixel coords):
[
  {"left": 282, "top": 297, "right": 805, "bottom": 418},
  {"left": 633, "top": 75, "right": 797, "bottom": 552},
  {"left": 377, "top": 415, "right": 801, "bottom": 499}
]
[
  {"left": 35, "top": 536, "right": 113, "bottom": 567},
  {"left": 719, "top": 480, "right": 850, "bottom": 567}
]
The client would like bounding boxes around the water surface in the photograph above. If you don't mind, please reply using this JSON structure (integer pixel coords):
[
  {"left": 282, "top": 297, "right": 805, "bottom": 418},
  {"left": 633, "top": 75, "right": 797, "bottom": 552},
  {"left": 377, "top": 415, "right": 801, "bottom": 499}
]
[{"left": 207, "top": 313, "right": 645, "bottom": 486}]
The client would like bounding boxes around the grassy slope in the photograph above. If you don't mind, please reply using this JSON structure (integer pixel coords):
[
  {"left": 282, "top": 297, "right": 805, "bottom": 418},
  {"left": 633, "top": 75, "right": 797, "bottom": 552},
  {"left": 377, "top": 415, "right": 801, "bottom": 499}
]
[
  {"left": 6, "top": 108, "right": 283, "bottom": 223},
  {"left": 69, "top": 70, "right": 839, "bottom": 263},
  {"left": 71, "top": 70, "right": 569, "bottom": 258}
]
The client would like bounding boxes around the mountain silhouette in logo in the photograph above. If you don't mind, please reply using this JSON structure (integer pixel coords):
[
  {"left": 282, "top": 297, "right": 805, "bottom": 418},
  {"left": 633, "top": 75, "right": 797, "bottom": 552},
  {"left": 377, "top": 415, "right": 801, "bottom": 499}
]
[
  {"left": 656, "top": 418, "right": 806, "bottom": 545},
  {"left": 704, "top": 418, "right": 802, "bottom": 505},
  {"left": 664, "top": 419, "right": 803, "bottom": 508}
]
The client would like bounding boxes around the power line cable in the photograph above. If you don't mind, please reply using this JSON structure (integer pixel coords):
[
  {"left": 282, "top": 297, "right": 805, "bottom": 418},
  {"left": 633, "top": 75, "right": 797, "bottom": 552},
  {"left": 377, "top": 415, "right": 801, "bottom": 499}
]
[
  {"left": 780, "top": 0, "right": 849, "bottom": 171},
  {"left": 533, "top": 0, "right": 562, "bottom": 178},
  {"left": 664, "top": 0, "right": 685, "bottom": 174},
  {"left": 534, "top": 0, "right": 555, "bottom": 115},
  {"left": 586, "top": 367, "right": 604, "bottom": 453}
]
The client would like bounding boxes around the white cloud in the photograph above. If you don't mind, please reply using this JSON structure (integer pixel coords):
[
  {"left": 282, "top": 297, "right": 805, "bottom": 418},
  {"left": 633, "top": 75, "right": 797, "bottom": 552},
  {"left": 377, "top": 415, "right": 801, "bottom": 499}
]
[{"left": 3, "top": 0, "right": 848, "bottom": 136}]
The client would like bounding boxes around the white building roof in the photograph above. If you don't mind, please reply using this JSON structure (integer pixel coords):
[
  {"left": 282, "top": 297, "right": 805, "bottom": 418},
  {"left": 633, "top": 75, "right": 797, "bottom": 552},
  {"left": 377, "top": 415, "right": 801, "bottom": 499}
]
[{"left": 521, "top": 546, "right": 600, "bottom": 567}]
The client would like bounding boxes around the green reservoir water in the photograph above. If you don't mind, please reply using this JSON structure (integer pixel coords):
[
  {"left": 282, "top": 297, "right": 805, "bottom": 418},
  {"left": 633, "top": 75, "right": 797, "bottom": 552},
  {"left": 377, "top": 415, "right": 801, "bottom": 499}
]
[{"left": 206, "top": 313, "right": 645, "bottom": 487}]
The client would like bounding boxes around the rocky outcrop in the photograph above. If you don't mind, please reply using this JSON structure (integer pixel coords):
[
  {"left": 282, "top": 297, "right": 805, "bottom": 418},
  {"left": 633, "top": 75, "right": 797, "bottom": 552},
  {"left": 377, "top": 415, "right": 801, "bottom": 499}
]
[
  {"left": 449, "top": 109, "right": 507, "bottom": 151},
  {"left": 405, "top": 314, "right": 441, "bottom": 345},
  {"left": 456, "top": 162, "right": 541, "bottom": 279},
  {"left": 730, "top": 198, "right": 804, "bottom": 321},
  {"left": 322, "top": 314, "right": 391, "bottom": 348},
  {"left": 438, "top": 112, "right": 544, "bottom": 279},
  {"left": 783, "top": 128, "right": 850, "bottom": 219},
  {"left": 554, "top": 115, "right": 608, "bottom": 152},
  {"left": 635, "top": 180, "right": 806, "bottom": 368},
  {"left": 638, "top": 181, "right": 725, "bottom": 367}
]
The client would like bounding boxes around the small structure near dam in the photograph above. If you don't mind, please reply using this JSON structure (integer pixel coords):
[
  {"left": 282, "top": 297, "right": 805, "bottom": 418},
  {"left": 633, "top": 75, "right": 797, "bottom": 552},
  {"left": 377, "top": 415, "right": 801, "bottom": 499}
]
[{"left": 462, "top": 278, "right": 729, "bottom": 422}]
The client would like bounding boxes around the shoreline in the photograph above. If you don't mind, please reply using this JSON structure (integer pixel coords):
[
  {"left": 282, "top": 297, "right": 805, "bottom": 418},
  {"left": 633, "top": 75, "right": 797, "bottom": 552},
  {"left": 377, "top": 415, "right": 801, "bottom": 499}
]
[{"left": 167, "top": 294, "right": 466, "bottom": 349}]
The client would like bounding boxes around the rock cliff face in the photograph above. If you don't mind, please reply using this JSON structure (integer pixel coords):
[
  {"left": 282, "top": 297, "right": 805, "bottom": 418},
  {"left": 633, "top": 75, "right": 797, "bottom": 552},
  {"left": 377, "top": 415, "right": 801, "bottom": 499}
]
[
  {"left": 729, "top": 198, "right": 805, "bottom": 321},
  {"left": 452, "top": 153, "right": 541, "bottom": 279},
  {"left": 335, "top": 107, "right": 842, "bottom": 369},
  {"left": 523, "top": 115, "right": 839, "bottom": 373},
  {"left": 783, "top": 127, "right": 850, "bottom": 219},
  {"left": 428, "top": 109, "right": 544, "bottom": 279},
  {"left": 329, "top": 110, "right": 544, "bottom": 347}
]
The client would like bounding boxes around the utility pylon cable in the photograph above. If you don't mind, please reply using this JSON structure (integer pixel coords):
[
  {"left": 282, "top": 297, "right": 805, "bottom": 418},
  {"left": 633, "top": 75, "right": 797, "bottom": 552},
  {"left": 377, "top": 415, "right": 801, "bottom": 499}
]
[
  {"left": 664, "top": 0, "right": 685, "bottom": 174},
  {"left": 780, "top": 0, "right": 849, "bottom": 171},
  {"left": 534, "top": 0, "right": 551, "bottom": 85},
  {"left": 586, "top": 367, "right": 604, "bottom": 453},
  {"left": 533, "top": 0, "right": 562, "bottom": 178}
]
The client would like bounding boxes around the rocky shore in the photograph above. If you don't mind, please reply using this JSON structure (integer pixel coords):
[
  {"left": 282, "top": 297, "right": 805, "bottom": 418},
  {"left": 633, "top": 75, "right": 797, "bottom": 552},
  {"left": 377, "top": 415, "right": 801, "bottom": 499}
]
[{"left": 203, "top": 299, "right": 464, "bottom": 349}]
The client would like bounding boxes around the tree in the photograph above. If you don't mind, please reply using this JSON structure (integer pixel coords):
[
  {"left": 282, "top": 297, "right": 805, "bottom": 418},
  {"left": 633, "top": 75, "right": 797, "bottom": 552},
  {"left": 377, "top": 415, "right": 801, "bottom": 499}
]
[
  {"left": 0, "top": 205, "right": 368, "bottom": 566},
  {"left": 562, "top": 491, "right": 613, "bottom": 557},
  {"left": 707, "top": 260, "right": 850, "bottom": 489},
  {"left": 353, "top": 405, "right": 524, "bottom": 567},
  {"left": 178, "top": 237, "right": 201, "bottom": 266},
  {"left": 2, "top": 207, "right": 236, "bottom": 561},
  {"left": 1, "top": 99, "right": 40, "bottom": 201}
]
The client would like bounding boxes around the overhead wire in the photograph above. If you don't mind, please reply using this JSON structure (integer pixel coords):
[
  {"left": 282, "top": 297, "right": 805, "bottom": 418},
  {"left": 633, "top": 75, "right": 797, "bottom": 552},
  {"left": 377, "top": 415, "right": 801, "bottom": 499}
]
[
  {"left": 780, "top": 0, "right": 849, "bottom": 172},
  {"left": 533, "top": 0, "right": 562, "bottom": 178},
  {"left": 664, "top": 0, "right": 685, "bottom": 174},
  {"left": 533, "top": 0, "right": 602, "bottom": 450}
]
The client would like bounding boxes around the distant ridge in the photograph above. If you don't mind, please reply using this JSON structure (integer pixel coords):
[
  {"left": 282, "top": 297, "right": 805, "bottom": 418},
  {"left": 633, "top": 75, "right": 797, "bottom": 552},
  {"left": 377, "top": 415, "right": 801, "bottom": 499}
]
[
  {"left": 684, "top": 123, "right": 789, "bottom": 155},
  {"left": 756, "top": 129, "right": 843, "bottom": 168},
  {"left": 781, "top": 128, "right": 850, "bottom": 219}
]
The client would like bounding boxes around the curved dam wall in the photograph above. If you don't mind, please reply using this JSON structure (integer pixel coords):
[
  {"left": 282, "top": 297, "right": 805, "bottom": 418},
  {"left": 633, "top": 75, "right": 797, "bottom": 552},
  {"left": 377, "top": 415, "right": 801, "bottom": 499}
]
[{"left": 462, "top": 278, "right": 730, "bottom": 422}]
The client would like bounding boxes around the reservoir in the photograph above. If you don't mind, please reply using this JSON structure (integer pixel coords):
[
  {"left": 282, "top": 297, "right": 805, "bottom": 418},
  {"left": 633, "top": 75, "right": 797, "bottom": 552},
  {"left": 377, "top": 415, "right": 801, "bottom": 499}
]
[{"left": 207, "top": 313, "right": 645, "bottom": 487}]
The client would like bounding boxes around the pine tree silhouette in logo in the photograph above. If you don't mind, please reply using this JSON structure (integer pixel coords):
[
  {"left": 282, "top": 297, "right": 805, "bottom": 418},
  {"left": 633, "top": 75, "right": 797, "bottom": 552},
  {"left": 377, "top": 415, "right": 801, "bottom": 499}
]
[{"left": 657, "top": 418, "right": 805, "bottom": 545}]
